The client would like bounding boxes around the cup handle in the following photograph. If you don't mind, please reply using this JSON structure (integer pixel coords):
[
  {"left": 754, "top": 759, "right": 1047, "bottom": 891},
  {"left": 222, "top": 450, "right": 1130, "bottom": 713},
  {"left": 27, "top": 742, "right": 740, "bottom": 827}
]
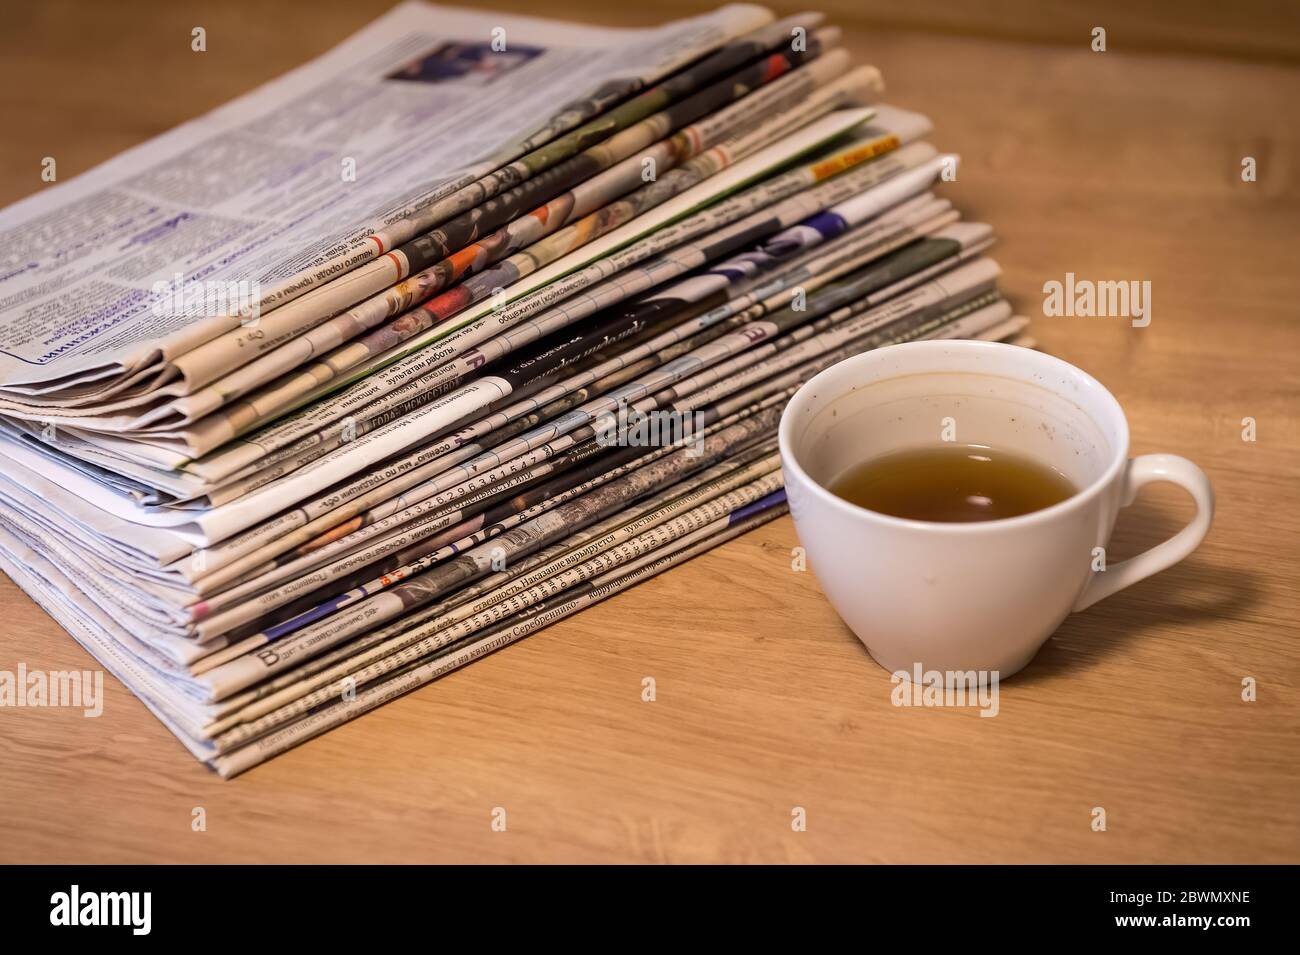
[{"left": 1072, "top": 454, "right": 1215, "bottom": 612}]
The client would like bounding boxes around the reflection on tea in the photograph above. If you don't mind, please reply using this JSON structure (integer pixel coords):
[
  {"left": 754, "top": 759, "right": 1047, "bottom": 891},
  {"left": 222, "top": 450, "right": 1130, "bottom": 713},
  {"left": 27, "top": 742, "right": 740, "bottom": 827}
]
[{"left": 828, "top": 444, "right": 1077, "bottom": 522}]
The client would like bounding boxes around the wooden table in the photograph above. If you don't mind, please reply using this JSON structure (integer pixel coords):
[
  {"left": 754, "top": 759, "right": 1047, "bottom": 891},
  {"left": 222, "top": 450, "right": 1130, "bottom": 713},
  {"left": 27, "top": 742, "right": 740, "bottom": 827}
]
[{"left": 1, "top": 0, "right": 1297, "bottom": 864}]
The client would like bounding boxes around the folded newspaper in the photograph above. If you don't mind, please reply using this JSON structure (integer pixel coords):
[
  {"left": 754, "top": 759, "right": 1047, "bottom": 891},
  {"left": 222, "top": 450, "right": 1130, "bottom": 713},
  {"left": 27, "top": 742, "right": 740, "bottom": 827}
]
[{"left": 0, "top": 2, "right": 1028, "bottom": 776}]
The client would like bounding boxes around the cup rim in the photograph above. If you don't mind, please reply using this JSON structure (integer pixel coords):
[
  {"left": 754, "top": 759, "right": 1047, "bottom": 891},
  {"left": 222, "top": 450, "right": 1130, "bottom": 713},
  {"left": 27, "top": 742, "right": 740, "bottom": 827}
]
[{"left": 777, "top": 340, "right": 1131, "bottom": 534}]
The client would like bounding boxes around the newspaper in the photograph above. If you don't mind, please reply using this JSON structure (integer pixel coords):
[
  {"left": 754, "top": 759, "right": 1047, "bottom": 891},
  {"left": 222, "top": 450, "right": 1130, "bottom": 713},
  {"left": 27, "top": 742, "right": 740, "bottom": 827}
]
[
  {"left": 212, "top": 488, "right": 792, "bottom": 776},
  {"left": 1, "top": 240, "right": 1006, "bottom": 676},
  {"left": 0, "top": 146, "right": 984, "bottom": 648},
  {"left": 203, "top": 439, "right": 783, "bottom": 717},
  {"left": 0, "top": 1, "right": 771, "bottom": 396},
  {"left": 23, "top": 101, "right": 889, "bottom": 486},
  {"left": 147, "top": 19, "right": 840, "bottom": 420},
  {"left": 131, "top": 22, "right": 843, "bottom": 426},
  {"left": 0, "top": 3, "right": 1026, "bottom": 774},
  {"left": 6, "top": 39, "right": 863, "bottom": 452},
  {"left": 185, "top": 104, "right": 897, "bottom": 477},
  {"left": 0, "top": 141, "right": 977, "bottom": 639},
  {"left": 177, "top": 129, "right": 924, "bottom": 546},
  {"left": 183, "top": 183, "right": 955, "bottom": 642},
  {"left": 0, "top": 110, "right": 893, "bottom": 551},
  {"left": 207, "top": 447, "right": 783, "bottom": 736},
  {"left": 133, "top": 34, "right": 855, "bottom": 447},
  {"left": 0, "top": 264, "right": 1016, "bottom": 765}
]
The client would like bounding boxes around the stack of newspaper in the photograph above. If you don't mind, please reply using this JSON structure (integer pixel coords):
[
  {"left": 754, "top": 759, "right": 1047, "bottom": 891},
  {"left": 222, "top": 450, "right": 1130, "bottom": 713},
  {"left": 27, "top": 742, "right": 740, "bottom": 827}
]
[{"left": 0, "top": 3, "right": 1027, "bottom": 775}]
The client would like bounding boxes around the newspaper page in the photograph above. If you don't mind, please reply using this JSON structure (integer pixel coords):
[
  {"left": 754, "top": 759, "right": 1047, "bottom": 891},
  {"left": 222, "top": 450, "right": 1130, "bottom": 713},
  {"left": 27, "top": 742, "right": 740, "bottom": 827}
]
[
  {"left": 0, "top": 108, "right": 879, "bottom": 546},
  {"left": 0, "top": 1, "right": 771, "bottom": 395},
  {"left": 0, "top": 21, "right": 839, "bottom": 434}
]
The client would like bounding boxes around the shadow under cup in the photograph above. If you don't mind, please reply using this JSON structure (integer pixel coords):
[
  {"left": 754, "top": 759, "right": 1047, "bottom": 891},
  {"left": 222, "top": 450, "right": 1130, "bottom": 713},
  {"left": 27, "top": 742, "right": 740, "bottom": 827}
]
[{"left": 779, "top": 340, "right": 1130, "bottom": 680}]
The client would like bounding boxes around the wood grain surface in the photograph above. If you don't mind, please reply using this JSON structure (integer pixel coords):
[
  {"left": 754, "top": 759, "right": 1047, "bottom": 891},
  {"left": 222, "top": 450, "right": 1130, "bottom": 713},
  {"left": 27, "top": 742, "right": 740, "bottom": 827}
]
[{"left": 1, "top": 0, "right": 1297, "bottom": 864}]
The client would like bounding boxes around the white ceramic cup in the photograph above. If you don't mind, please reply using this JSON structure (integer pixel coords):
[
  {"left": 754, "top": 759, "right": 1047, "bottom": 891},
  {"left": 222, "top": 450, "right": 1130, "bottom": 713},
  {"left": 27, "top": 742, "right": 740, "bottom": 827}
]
[{"left": 778, "top": 340, "right": 1214, "bottom": 679}]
